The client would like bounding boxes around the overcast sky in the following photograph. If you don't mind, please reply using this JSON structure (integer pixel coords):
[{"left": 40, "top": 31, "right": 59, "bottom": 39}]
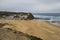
[{"left": 0, "top": 0, "right": 60, "bottom": 13}]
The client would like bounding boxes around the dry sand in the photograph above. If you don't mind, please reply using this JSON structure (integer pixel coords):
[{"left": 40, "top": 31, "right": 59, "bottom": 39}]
[{"left": 0, "top": 20, "right": 60, "bottom": 40}]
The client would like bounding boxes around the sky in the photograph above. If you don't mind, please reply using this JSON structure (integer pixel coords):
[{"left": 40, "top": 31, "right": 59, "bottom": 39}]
[{"left": 0, "top": 0, "right": 60, "bottom": 13}]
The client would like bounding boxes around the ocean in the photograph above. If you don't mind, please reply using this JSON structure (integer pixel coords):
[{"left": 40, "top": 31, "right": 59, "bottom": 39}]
[{"left": 32, "top": 13, "right": 60, "bottom": 21}]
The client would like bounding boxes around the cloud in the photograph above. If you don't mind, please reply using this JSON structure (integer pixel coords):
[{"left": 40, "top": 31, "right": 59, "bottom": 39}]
[
  {"left": 0, "top": 0, "right": 60, "bottom": 13},
  {"left": 33, "top": 2, "right": 60, "bottom": 13}
]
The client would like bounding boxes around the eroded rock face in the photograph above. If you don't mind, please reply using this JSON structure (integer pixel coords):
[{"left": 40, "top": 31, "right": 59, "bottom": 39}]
[{"left": 0, "top": 28, "right": 42, "bottom": 40}]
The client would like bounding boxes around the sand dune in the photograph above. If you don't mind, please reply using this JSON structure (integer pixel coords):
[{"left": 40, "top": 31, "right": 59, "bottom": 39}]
[{"left": 0, "top": 20, "right": 60, "bottom": 40}]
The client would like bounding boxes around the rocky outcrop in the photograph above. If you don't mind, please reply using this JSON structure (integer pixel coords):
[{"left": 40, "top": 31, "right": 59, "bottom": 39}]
[{"left": 0, "top": 11, "right": 34, "bottom": 20}]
